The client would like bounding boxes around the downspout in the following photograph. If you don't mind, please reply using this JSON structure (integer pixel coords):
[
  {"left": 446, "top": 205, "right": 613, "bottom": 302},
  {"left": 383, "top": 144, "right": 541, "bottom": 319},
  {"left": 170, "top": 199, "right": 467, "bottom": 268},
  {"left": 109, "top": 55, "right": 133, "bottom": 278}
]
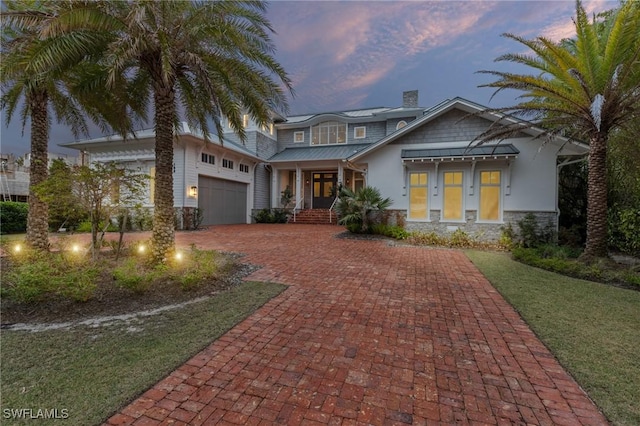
[{"left": 556, "top": 156, "right": 587, "bottom": 236}]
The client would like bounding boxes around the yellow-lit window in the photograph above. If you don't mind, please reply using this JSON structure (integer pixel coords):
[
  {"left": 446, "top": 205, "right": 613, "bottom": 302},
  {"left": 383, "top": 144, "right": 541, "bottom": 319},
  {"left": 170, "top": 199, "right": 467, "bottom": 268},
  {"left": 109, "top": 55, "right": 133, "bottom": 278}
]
[
  {"left": 409, "top": 172, "right": 428, "bottom": 219},
  {"left": 479, "top": 171, "right": 501, "bottom": 221},
  {"left": 242, "top": 114, "right": 249, "bottom": 128},
  {"left": 443, "top": 171, "right": 463, "bottom": 221},
  {"left": 149, "top": 166, "right": 156, "bottom": 203}
]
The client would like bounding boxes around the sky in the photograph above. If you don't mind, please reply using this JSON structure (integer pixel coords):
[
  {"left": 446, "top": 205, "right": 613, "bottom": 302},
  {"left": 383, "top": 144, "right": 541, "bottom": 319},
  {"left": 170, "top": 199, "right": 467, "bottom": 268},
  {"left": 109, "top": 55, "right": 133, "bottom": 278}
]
[{"left": 0, "top": 0, "right": 617, "bottom": 157}]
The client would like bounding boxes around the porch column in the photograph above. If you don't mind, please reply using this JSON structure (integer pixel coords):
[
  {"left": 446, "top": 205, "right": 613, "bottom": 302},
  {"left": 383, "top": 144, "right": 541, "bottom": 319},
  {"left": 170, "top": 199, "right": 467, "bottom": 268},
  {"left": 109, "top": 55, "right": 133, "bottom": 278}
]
[
  {"left": 271, "top": 166, "right": 279, "bottom": 208},
  {"left": 295, "top": 164, "right": 302, "bottom": 209},
  {"left": 337, "top": 162, "right": 344, "bottom": 186}
]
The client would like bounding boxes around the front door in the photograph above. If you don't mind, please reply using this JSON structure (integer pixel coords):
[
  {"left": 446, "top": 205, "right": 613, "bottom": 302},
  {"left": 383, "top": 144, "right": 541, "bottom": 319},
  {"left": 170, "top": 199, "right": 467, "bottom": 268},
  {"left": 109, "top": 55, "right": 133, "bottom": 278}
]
[{"left": 312, "top": 173, "right": 337, "bottom": 208}]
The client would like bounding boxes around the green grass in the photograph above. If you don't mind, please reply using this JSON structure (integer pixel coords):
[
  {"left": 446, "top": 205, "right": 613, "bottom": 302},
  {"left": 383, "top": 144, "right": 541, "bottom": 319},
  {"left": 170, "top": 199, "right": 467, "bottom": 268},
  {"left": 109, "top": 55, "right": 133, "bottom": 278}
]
[
  {"left": 467, "top": 250, "right": 640, "bottom": 426},
  {"left": 1, "top": 281, "right": 286, "bottom": 426}
]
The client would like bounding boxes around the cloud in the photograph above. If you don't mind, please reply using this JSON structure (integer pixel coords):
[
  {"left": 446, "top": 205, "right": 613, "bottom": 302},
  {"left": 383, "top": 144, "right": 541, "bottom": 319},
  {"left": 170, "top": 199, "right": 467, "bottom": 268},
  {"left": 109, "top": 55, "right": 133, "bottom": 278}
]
[
  {"left": 270, "top": 1, "right": 502, "bottom": 112},
  {"left": 539, "top": 0, "right": 616, "bottom": 41}
]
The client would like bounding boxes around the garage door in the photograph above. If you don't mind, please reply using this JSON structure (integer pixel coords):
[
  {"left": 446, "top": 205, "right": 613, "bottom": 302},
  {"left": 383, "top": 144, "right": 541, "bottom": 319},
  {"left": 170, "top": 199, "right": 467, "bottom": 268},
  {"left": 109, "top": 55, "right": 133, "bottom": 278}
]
[{"left": 198, "top": 176, "right": 248, "bottom": 225}]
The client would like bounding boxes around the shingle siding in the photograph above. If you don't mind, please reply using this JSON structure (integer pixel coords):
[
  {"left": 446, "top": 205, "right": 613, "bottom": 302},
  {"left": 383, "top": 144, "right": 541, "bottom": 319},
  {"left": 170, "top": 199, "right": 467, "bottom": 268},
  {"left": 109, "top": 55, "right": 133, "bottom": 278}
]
[
  {"left": 347, "top": 122, "right": 386, "bottom": 144},
  {"left": 254, "top": 132, "right": 277, "bottom": 209},
  {"left": 277, "top": 128, "right": 305, "bottom": 150},
  {"left": 386, "top": 116, "right": 420, "bottom": 135},
  {"left": 276, "top": 121, "right": 385, "bottom": 152},
  {"left": 391, "top": 109, "right": 491, "bottom": 144}
]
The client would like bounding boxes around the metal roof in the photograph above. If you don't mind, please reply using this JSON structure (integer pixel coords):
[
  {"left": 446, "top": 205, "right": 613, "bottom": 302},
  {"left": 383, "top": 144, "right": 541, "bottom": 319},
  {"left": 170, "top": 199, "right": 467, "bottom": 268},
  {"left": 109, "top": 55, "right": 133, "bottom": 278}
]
[
  {"left": 59, "top": 122, "right": 261, "bottom": 161},
  {"left": 268, "top": 143, "right": 370, "bottom": 162},
  {"left": 402, "top": 144, "right": 519, "bottom": 161},
  {"left": 283, "top": 106, "right": 422, "bottom": 124}
]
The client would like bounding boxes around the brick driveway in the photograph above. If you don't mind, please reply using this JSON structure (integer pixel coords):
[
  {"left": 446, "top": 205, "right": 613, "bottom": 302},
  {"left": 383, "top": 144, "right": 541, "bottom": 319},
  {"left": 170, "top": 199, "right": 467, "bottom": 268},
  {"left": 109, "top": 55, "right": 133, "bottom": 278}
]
[{"left": 105, "top": 224, "right": 607, "bottom": 425}]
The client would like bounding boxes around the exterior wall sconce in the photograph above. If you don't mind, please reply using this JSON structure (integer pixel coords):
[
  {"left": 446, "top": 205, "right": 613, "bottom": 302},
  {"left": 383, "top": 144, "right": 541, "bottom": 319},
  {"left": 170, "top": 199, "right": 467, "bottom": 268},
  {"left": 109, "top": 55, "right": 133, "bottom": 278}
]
[
  {"left": 305, "top": 179, "right": 310, "bottom": 185},
  {"left": 189, "top": 186, "right": 198, "bottom": 198}
]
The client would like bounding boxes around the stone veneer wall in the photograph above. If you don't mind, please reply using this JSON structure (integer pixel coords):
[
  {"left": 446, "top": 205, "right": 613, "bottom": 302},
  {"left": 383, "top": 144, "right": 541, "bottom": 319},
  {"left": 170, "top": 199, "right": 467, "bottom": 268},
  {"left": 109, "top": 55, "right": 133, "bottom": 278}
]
[{"left": 386, "top": 209, "right": 557, "bottom": 242}]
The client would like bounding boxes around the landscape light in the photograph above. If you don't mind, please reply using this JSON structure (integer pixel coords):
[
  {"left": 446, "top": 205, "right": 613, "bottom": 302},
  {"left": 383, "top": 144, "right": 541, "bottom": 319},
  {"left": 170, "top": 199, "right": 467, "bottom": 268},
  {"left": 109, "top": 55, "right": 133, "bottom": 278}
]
[
  {"left": 138, "top": 244, "right": 146, "bottom": 254},
  {"left": 71, "top": 244, "right": 81, "bottom": 253},
  {"left": 175, "top": 251, "right": 183, "bottom": 261},
  {"left": 13, "top": 244, "right": 22, "bottom": 253}
]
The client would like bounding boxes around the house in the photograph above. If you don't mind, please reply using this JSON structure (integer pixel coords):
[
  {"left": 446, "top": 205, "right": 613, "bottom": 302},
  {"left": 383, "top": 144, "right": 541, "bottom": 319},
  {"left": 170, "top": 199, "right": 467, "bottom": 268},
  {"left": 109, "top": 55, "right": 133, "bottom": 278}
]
[
  {"left": 0, "top": 152, "right": 81, "bottom": 203},
  {"left": 60, "top": 91, "right": 588, "bottom": 240}
]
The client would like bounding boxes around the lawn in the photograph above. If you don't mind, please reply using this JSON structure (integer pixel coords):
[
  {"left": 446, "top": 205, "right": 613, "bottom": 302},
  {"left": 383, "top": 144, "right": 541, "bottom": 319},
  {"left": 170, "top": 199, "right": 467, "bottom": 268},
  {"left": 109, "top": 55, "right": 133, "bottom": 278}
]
[
  {"left": 467, "top": 250, "right": 640, "bottom": 426},
  {"left": 0, "top": 281, "right": 286, "bottom": 426}
]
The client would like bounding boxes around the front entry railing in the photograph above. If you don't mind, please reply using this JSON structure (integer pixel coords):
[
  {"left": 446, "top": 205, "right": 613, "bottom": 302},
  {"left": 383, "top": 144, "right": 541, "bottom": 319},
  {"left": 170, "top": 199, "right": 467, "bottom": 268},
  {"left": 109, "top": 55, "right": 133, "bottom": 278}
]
[{"left": 328, "top": 196, "right": 339, "bottom": 224}]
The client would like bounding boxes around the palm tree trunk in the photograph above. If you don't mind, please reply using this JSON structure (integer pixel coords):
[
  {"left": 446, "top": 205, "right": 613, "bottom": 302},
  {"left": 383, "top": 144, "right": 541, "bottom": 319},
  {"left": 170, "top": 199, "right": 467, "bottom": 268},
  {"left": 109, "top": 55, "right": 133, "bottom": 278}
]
[
  {"left": 151, "top": 81, "right": 176, "bottom": 262},
  {"left": 583, "top": 133, "right": 609, "bottom": 259},
  {"left": 25, "top": 90, "right": 50, "bottom": 251}
]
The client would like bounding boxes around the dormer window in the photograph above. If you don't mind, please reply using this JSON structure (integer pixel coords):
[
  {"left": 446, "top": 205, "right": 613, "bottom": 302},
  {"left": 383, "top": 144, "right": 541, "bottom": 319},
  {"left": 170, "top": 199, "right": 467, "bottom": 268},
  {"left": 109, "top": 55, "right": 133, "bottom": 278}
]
[
  {"left": 242, "top": 115, "right": 249, "bottom": 128},
  {"left": 354, "top": 126, "right": 366, "bottom": 139},
  {"left": 396, "top": 120, "right": 408, "bottom": 130},
  {"left": 311, "top": 121, "right": 346, "bottom": 145}
]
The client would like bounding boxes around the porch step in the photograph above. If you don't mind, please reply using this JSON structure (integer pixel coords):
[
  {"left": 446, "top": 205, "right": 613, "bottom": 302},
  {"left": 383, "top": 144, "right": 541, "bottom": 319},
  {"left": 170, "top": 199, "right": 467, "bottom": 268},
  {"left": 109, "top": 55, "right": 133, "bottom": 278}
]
[{"left": 288, "top": 209, "right": 339, "bottom": 225}]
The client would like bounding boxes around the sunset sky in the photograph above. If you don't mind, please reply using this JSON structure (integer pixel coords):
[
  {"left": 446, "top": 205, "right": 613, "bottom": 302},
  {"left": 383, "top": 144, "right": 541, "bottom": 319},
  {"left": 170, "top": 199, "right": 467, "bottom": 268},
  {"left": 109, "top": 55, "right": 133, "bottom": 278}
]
[{"left": 0, "top": 0, "right": 616, "bottom": 156}]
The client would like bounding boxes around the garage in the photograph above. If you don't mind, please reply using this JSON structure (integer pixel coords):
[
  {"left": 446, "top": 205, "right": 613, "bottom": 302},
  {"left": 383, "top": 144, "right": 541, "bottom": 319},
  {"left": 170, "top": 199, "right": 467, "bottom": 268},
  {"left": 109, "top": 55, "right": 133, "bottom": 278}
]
[{"left": 198, "top": 176, "right": 248, "bottom": 225}]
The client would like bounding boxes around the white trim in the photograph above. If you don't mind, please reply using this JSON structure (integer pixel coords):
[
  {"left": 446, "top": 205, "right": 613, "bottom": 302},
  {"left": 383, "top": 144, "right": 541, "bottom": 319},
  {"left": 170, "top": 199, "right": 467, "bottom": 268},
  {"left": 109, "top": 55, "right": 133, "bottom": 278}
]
[
  {"left": 407, "top": 170, "right": 430, "bottom": 221},
  {"left": 477, "top": 169, "right": 503, "bottom": 223},
  {"left": 396, "top": 120, "right": 408, "bottom": 130},
  {"left": 441, "top": 170, "right": 465, "bottom": 223}
]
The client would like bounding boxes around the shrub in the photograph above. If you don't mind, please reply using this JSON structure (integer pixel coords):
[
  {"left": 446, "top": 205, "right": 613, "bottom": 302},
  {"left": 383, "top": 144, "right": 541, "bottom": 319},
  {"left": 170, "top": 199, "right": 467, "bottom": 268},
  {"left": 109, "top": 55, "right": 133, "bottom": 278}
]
[
  {"left": 517, "top": 213, "right": 555, "bottom": 248},
  {"left": 113, "top": 257, "right": 156, "bottom": 292},
  {"left": 407, "top": 231, "right": 447, "bottom": 247},
  {"left": 449, "top": 229, "right": 476, "bottom": 248},
  {"left": 370, "top": 224, "right": 410, "bottom": 240},
  {"left": 56, "top": 267, "right": 99, "bottom": 302},
  {"left": 76, "top": 220, "right": 118, "bottom": 233},
  {"left": 252, "top": 208, "right": 289, "bottom": 224},
  {"left": 609, "top": 208, "right": 640, "bottom": 256},
  {"left": 167, "top": 246, "right": 230, "bottom": 290},
  {"left": 499, "top": 223, "right": 517, "bottom": 249},
  {"left": 512, "top": 245, "right": 639, "bottom": 287},
  {"left": 133, "top": 206, "right": 153, "bottom": 231},
  {"left": 0, "top": 202, "right": 28, "bottom": 234},
  {"left": 3, "top": 250, "right": 98, "bottom": 302}
]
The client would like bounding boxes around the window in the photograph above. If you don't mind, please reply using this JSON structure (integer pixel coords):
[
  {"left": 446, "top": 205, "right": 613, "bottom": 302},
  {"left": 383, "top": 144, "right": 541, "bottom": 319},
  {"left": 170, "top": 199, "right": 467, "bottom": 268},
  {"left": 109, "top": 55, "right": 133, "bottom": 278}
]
[
  {"left": 311, "top": 121, "right": 346, "bottom": 145},
  {"left": 354, "top": 126, "right": 366, "bottom": 139},
  {"left": 269, "top": 123, "right": 274, "bottom": 135},
  {"left": 409, "top": 172, "right": 428, "bottom": 219},
  {"left": 396, "top": 120, "right": 407, "bottom": 130},
  {"left": 479, "top": 171, "right": 501, "bottom": 221},
  {"left": 201, "top": 153, "right": 215, "bottom": 164},
  {"left": 222, "top": 159, "right": 234, "bottom": 170},
  {"left": 294, "top": 131, "right": 304, "bottom": 143},
  {"left": 239, "top": 164, "right": 249, "bottom": 173},
  {"left": 443, "top": 172, "right": 463, "bottom": 221},
  {"left": 242, "top": 114, "right": 249, "bottom": 128}
]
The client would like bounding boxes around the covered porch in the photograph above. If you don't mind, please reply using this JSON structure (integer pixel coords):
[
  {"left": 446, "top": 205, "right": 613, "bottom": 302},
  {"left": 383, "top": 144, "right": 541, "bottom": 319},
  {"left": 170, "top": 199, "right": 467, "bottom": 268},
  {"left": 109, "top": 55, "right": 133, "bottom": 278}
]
[{"left": 270, "top": 162, "right": 366, "bottom": 211}]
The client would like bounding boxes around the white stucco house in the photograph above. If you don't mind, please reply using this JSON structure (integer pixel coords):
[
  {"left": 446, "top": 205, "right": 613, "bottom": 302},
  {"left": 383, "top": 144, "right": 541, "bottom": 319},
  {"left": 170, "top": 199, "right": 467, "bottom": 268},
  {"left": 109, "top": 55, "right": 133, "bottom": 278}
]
[{"left": 60, "top": 91, "right": 588, "bottom": 240}]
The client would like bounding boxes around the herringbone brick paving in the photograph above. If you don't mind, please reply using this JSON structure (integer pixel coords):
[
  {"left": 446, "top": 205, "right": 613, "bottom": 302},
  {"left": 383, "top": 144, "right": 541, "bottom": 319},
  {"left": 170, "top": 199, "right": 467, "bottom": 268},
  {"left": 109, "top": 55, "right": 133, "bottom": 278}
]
[{"left": 104, "top": 224, "right": 607, "bottom": 425}]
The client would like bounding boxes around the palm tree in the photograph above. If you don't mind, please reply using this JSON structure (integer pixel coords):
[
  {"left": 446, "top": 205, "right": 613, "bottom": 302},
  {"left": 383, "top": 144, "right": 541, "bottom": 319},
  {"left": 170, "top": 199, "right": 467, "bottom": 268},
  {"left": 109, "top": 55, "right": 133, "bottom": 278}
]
[
  {"left": 336, "top": 186, "right": 393, "bottom": 234},
  {"left": 1, "top": 1, "right": 128, "bottom": 251},
  {"left": 476, "top": 0, "right": 640, "bottom": 259},
  {"left": 85, "top": 0, "right": 292, "bottom": 262}
]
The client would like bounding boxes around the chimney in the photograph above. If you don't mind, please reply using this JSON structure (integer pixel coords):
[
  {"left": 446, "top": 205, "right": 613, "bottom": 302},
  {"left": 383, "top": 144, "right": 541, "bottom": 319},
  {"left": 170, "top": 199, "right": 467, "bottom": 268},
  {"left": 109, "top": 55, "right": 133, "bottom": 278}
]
[{"left": 402, "top": 90, "right": 418, "bottom": 108}]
